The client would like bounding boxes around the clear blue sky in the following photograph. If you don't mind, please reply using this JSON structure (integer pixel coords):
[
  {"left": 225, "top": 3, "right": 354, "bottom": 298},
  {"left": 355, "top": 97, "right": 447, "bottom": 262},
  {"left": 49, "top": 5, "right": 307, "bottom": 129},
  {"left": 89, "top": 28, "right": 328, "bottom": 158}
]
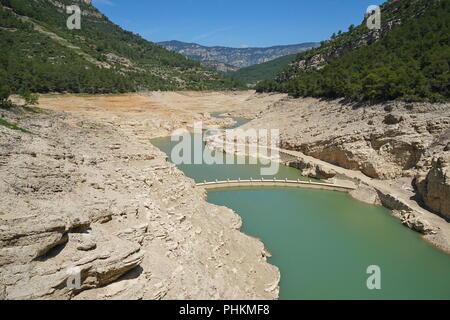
[{"left": 93, "top": 0, "right": 385, "bottom": 48}]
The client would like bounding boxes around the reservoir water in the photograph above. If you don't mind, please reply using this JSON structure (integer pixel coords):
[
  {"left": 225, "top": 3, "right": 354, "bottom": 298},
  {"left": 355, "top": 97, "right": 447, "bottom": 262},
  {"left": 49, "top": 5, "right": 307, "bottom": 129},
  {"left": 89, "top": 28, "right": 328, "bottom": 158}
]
[{"left": 151, "top": 127, "right": 450, "bottom": 300}]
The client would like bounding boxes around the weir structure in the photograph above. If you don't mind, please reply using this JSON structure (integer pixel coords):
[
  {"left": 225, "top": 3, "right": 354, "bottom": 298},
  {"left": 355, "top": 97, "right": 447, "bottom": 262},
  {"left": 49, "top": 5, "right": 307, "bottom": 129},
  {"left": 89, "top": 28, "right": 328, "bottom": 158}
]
[{"left": 196, "top": 178, "right": 356, "bottom": 193}]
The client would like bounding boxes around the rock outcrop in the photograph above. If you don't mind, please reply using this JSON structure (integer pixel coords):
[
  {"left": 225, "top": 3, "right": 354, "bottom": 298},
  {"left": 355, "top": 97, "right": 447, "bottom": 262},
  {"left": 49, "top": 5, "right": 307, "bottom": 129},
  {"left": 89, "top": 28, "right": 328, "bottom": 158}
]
[
  {"left": 286, "top": 159, "right": 336, "bottom": 180},
  {"left": 391, "top": 210, "right": 439, "bottom": 235},
  {"left": 349, "top": 184, "right": 381, "bottom": 206}
]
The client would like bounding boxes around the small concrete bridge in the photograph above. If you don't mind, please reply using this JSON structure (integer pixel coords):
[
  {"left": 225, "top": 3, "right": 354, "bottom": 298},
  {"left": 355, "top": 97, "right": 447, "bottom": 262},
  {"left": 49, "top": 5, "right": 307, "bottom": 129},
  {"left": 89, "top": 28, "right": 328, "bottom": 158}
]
[{"left": 196, "top": 178, "right": 356, "bottom": 193}]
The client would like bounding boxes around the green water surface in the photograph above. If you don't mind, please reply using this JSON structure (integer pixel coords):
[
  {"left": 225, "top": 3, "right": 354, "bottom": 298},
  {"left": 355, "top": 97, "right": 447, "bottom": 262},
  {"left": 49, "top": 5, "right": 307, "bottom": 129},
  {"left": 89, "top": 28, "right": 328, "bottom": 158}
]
[{"left": 151, "top": 131, "right": 450, "bottom": 300}]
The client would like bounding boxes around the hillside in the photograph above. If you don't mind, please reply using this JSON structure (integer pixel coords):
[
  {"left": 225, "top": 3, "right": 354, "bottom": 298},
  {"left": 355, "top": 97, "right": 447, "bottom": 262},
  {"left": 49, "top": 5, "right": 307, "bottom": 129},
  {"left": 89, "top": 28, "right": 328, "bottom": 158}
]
[
  {"left": 0, "top": 0, "right": 242, "bottom": 94},
  {"left": 257, "top": 0, "right": 450, "bottom": 102},
  {"left": 158, "top": 40, "right": 319, "bottom": 71},
  {"left": 230, "top": 53, "right": 298, "bottom": 86}
]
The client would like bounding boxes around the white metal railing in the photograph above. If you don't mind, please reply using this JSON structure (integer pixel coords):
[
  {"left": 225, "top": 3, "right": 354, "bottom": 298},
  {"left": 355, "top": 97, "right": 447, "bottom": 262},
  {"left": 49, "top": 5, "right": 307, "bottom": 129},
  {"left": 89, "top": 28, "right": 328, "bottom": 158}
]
[{"left": 196, "top": 178, "right": 355, "bottom": 191}]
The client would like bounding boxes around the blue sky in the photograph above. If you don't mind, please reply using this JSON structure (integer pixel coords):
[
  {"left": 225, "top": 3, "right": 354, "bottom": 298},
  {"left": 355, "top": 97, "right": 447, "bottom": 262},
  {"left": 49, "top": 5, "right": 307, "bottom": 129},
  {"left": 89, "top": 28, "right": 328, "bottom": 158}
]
[{"left": 93, "top": 0, "right": 385, "bottom": 48}]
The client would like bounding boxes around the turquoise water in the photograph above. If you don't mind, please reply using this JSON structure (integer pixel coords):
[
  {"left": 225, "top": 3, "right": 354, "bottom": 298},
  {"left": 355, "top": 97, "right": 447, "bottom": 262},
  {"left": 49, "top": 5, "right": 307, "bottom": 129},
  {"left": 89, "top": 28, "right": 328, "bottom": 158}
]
[{"left": 151, "top": 131, "right": 450, "bottom": 300}]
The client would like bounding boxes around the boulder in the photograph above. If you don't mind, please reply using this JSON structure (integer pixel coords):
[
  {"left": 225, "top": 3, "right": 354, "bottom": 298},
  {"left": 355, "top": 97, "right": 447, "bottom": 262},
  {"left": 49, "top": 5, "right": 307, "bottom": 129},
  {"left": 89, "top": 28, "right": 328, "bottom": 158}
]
[
  {"left": 349, "top": 184, "right": 381, "bottom": 205},
  {"left": 287, "top": 159, "right": 336, "bottom": 180},
  {"left": 315, "top": 165, "right": 337, "bottom": 179},
  {"left": 416, "top": 156, "right": 450, "bottom": 219}
]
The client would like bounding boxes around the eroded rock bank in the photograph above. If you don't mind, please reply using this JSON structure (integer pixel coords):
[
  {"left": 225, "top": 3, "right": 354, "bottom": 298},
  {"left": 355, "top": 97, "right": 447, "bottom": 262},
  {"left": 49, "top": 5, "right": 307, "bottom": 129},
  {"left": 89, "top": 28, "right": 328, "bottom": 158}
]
[{"left": 0, "top": 98, "right": 280, "bottom": 300}]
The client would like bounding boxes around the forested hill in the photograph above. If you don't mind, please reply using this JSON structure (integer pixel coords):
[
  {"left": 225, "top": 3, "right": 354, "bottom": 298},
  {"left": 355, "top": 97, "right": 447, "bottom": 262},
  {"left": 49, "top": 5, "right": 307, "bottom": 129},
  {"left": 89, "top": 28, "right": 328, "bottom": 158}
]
[
  {"left": 0, "top": 0, "right": 242, "bottom": 94},
  {"left": 230, "top": 54, "right": 298, "bottom": 86},
  {"left": 257, "top": 0, "right": 450, "bottom": 102}
]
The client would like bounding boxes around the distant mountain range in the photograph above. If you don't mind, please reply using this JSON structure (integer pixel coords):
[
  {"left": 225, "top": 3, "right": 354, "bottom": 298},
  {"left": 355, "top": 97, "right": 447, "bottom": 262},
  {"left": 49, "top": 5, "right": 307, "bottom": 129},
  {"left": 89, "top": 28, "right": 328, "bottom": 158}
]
[{"left": 158, "top": 40, "right": 320, "bottom": 72}]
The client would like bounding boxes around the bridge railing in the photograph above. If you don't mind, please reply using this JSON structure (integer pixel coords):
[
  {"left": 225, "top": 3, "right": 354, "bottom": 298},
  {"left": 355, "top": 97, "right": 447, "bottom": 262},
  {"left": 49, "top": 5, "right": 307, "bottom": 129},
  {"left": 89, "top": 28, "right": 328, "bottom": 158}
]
[{"left": 196, "top": 178, "right": 355, "bottom": 191}]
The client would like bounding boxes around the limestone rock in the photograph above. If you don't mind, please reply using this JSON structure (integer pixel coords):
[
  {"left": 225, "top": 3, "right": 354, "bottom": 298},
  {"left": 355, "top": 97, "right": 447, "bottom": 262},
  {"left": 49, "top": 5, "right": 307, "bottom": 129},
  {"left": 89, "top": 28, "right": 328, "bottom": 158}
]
[
  {"left": 287, "top": 159, "right": 336, "bottom": 180},
  {"left": 315, "top": 165, "right": 337, "bottom": 179},
  {"left": 72, "top": 233, "right": 97, "bottom": 251},
  {"left": 349, "top": 184, "right": 382, "bottom": 205},
  {"left": 116, "top": 224, "right": 148, "bottom": 245},
  {"left": 392, "top": 210, "right": 439, "bottom": 235},
  {"left": 416, "top": 156, "right": 450, "bottom": 219}
]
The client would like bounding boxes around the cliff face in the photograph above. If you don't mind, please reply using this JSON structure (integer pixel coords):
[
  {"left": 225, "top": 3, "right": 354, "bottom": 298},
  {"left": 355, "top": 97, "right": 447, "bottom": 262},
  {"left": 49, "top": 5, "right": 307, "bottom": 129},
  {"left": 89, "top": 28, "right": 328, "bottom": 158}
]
[
  {"left": 249, "top": 98, "right": 449, "bottom": 179},
  {"left": 416, "top": 156, "right": 450, "bottom": 219}
]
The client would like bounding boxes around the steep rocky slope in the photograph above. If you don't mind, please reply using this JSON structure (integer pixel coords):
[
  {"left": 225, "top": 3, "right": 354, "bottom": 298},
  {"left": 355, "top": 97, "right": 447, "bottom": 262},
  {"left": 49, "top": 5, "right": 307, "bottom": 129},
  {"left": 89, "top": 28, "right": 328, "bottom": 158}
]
[
  {"left": 276, "top": 0, "right": 438, "bottom": 79},
  {"left": 0, "top": 100, "right": 279, "bottom": 300},
  {"left": 277, "top": 0, "right": 404, "bottom": 78},
  {"left": 416, "top": 156, "right": 450, "bottom": 219}
]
